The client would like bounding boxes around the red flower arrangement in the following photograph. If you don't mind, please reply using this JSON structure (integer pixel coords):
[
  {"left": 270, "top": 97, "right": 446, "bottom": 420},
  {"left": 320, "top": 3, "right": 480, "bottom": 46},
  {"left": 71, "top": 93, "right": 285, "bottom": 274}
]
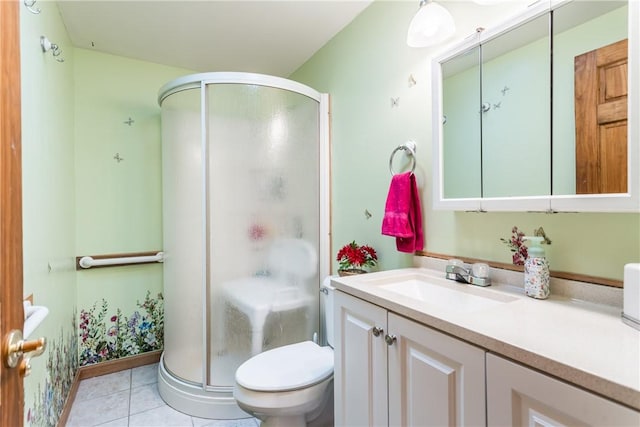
[{"left": 337, "top": 241, "right": 378, "bottom": 272}]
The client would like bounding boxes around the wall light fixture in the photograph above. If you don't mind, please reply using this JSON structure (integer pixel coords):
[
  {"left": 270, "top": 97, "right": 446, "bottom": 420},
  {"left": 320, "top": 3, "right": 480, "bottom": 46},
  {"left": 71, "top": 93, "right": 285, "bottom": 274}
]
[{"left": 407, "top": 0, "right": 456, "bottom": 48}]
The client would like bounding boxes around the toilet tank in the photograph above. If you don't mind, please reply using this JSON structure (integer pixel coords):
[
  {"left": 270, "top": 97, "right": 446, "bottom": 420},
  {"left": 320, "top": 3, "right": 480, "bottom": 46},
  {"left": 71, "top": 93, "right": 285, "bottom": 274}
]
[{"left": 321, "top": 276, "right": 335, "bottom": 347}]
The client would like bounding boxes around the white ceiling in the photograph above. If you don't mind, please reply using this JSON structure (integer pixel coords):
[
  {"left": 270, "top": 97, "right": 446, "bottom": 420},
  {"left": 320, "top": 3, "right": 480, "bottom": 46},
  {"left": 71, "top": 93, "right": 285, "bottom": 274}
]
[{"left": 57, "top": 0, "right": 374, "bottom": 77}]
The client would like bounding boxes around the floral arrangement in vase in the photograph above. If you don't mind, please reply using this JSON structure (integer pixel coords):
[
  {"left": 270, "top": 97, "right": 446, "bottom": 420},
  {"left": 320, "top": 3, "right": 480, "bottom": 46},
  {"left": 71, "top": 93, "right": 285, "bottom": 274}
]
[
  {"left": 500, "top": 226, "right": 551, "bottom": 266},
  {"left": 336, "top": 241, "right": 378, "bottom": 276},
  {"left": 500, "top": 226, "right": 528, "bottom": 265}
]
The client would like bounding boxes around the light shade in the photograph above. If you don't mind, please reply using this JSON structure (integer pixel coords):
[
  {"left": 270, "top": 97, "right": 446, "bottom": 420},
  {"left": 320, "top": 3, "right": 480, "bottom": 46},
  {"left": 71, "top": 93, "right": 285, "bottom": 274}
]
[{"left": 407, "top": 0, "right": 456, "bottom": 48}]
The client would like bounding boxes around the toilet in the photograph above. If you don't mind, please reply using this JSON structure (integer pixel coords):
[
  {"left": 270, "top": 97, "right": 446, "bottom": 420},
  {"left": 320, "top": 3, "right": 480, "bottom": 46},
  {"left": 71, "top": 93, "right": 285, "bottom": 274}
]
[{"left": 233, "top": 277, "right": 336, "bottom": 427}]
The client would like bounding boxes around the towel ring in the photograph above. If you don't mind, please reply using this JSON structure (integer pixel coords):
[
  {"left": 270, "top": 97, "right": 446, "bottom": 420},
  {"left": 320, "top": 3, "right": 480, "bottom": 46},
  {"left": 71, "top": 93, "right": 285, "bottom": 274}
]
[{"left": 389, "top": 141, "right": 416, "bottom": 176}]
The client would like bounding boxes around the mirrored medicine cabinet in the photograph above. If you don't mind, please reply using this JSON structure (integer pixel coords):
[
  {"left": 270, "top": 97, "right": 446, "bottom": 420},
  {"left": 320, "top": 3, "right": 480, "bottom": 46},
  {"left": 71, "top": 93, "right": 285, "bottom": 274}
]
[{"left": 432, "top": 0, "right": 639, "bottom": 212}]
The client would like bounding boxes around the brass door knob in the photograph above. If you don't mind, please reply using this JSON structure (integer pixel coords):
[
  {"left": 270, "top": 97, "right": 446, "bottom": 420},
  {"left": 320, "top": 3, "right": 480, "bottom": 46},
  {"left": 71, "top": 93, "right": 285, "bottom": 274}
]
[
  {"left": 20, "top": 358, "right": 33, "bottom": 377},
  {"left": 3, "top": 329, "right": 46, "bottom": 370}
]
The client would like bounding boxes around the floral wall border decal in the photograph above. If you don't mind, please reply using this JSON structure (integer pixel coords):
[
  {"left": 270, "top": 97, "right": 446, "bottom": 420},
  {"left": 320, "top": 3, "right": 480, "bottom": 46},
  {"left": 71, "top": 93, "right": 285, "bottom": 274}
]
[
  {"left": 27, "top": 312, "right": 79, "bottom": 427},
  {"left": 79, "top": 291, "right": 164, "bottom": 366}
]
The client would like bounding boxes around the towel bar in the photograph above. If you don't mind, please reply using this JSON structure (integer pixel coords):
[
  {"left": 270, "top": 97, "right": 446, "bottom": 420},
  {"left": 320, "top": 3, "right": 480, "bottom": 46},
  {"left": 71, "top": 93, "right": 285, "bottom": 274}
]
[{"left": 389, "top": 140, "right": 417, "bottom": 176}]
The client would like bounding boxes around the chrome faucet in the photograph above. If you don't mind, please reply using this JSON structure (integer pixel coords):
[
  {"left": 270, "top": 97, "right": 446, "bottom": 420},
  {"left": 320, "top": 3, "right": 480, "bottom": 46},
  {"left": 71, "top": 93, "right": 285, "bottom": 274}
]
[{"left": 445, "top": 261, "right": 491, "bottom": 287}]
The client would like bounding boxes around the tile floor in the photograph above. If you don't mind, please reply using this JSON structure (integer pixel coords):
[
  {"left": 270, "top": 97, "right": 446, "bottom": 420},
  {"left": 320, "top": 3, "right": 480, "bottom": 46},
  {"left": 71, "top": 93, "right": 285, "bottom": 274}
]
[{"left": 66, "top": 363, "right": 259, "bottom": 427}]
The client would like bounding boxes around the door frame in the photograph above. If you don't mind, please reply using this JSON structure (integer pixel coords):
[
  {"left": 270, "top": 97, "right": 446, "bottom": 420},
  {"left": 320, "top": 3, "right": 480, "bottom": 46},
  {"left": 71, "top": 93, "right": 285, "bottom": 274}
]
[{"left": 0, "top": 0, "right": 25, "bottom": 426}]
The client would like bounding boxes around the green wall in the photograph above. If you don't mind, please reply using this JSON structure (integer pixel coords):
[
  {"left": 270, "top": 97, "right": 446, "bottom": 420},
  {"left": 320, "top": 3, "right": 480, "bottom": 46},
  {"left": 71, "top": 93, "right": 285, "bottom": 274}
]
[
  {"left": 21, "top": 1, "right": 77, "bottom": 424},
  {"left": 20, "top": 2, "right": 193, "bottom": 424},
  {"left": 291, "top": 0, "right": 640, "bottom": 280},
  {"left": 73, "top": 49, "right": 191, "bottom": 367},
  {"left": 73, "top": 48, "right": 190, "bottom": 322}
]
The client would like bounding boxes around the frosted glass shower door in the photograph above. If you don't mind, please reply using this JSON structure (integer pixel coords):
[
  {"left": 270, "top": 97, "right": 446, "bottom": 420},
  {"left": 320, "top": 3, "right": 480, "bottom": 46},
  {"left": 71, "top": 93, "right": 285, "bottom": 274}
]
[
  {"left": 206, "top": 84, "right": 320, "bottom": 387},
  {"left": 161, "top": 87, "right": 204, "bottom": 384}
]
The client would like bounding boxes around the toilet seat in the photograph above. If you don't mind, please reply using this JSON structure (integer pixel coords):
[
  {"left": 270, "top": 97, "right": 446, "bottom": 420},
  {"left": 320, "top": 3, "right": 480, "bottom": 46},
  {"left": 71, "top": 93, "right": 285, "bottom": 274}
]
[{"left": 236, "top": 341, "right": 333, "bottom": 392}]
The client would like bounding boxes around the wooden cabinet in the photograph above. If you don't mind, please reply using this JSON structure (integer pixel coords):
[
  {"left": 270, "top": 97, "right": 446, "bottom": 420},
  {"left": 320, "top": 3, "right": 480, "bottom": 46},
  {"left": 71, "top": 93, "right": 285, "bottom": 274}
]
[
  {"left": 387, "top": 312, "right": 485, "bottom": 426},
  {"left": 335, "top": 290, "right": 640, "bottom": 426},
  {"left": 487, "top": 354, "right": 640, "bottom": 426},
  {"left": 334, "top": 290, "right": 486, "bottom": 426},
  {"left": 334, "top": 290, "right": 388, "bottom": 426}
]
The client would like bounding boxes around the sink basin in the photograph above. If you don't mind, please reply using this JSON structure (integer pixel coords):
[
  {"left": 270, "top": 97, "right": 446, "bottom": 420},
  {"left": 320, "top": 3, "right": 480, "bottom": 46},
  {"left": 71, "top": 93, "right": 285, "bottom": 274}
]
[{"left": 374, "top": 274, "right": 517, "bottom": 312}]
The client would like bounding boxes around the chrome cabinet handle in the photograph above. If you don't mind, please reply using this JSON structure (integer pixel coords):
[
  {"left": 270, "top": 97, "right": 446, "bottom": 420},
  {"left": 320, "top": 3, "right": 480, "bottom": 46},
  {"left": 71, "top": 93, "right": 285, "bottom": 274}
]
[
  {"left": 385, "top": 334, "right": 397, "bottom": 346},
  {"left": 372, "top": 326, "right": 384, "bottom": 337}
]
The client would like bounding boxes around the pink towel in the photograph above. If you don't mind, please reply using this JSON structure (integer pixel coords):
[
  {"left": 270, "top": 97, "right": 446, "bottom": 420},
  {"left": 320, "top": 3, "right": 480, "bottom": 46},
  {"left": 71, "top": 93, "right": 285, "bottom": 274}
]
[{"left": 381, "top": 172, "right": 424, "bottom": 253}]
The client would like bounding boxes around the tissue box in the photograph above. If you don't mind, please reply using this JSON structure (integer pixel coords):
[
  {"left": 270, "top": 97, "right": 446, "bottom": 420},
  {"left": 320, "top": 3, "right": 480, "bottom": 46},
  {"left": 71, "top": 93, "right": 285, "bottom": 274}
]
[{"left": 622, "top": 263, "right": 640, "bottom": 330}]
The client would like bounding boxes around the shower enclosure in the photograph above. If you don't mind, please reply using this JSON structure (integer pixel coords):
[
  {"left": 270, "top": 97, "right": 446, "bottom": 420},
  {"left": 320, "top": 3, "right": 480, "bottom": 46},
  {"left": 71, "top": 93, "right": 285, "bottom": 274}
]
[{"left": 157, "top": 73, "right": 329, "bottom": 418}]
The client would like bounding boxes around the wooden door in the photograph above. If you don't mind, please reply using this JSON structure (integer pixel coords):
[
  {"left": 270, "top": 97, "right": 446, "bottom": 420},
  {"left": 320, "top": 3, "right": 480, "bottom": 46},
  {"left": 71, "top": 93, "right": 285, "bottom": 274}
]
[
  {"left": 0, "top": 0, "right": 25, "bottom": 426},
  {"left": 575, "top": 39, "right": 628, "bottom": 194},
  {"left": 387, "top": 313, "right": 486, "bottom": 426},
  {"left": 334, "top": 291, "right": 387, "bottom": 427}
]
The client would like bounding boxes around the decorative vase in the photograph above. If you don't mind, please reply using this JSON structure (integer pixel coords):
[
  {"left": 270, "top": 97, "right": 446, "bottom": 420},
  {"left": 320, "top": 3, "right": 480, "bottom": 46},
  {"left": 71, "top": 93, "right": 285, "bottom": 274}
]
[{"left": 338, "top": 268, "right": 367, "bottom": 277}]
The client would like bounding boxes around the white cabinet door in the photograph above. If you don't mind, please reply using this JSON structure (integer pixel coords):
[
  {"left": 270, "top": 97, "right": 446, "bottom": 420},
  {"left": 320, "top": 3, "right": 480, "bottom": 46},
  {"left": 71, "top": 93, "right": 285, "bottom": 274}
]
[
  {"left": 334, "top": 291, "right": 388, "bottom": 427},
  {"left": 387, "top": 313, "right": 486, "bottom": 427},
  {"left": 487, "top": 353, "right": 640, "bottom": 426}
]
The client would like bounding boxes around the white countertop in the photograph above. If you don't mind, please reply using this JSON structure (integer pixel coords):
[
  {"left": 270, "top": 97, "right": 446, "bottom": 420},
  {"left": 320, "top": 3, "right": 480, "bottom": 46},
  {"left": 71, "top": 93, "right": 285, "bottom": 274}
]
[{"left": 332, "top": 267, "right": 640, "bottom": 411}]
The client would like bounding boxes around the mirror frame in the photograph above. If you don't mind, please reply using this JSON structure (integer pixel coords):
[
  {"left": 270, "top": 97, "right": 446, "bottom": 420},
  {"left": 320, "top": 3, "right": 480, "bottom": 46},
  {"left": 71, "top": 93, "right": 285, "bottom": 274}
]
[{"left": 431, "top": 0, "right": 639, "bottom": 213}]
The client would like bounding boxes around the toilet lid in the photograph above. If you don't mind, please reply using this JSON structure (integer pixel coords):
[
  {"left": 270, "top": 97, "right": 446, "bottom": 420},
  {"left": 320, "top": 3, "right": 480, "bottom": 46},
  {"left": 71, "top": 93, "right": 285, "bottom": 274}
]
[{"left": 235, "top": 341, "right": 333, "bottom": 392}]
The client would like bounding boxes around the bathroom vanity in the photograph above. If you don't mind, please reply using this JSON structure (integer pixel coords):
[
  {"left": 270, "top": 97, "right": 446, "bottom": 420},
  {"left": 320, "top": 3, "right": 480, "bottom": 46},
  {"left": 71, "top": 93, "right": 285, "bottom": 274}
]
[{"left": 332, "top": 268, "right": 640, "bottom": 426}]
